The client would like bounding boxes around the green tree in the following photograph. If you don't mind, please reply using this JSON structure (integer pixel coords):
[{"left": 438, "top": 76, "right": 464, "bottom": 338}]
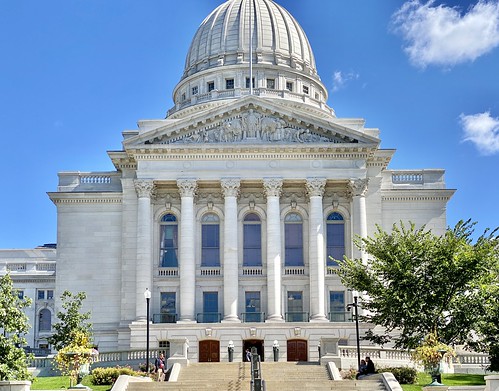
[
  {"left": 0, "top": 273, "right": 32, "bottom": 381},
  {"left": 335, "top": 220, "right": 499, "bottom": 354},
  {"left": 48, "top": 291, "right": 92, "bottom": 351}
]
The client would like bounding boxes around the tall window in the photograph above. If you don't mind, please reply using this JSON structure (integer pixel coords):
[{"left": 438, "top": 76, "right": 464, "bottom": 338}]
[
  {"left": 207, "top": 81, "right": 215, "bottom": 92},
  {"left": 245, "top": 77, "right": 255, "bottom": 89},
  {"left": 39, "top": 309, "right": 51, "bottom": 331},
  {"left": 160, "top": 292, "right": 176, "bottom": 323},
  {"left": 226, "top": 78, "right": 234, "bottom": 89},
  {"left": 160, "top": 214, "right": 178, "bottom": 267},
  {"left": 287, "top": 291, "right": 304, "bottom": 322},
  {"left": 243, "top": 213, "right": 262, "bottom": 266},
  {"left": 285, "top": 213, "right": 303, "bottom": 266},
  {"left": 245, "top": 291, "right": 261, "bottom": 322},
  {"left": 329, "top": 291, "right": 347, "bottom": 322},
  {"left": 203, "top": 292, "right": 219, "bottom": 323},
  {"left": 266, "top": 79, "right": 275, "bottom": 89},
  {"left": 201, "top": 213, "right": 220, "bottom": 266},
  {"left": 327, "top": 212, "right": 345, "bottom": 267}
]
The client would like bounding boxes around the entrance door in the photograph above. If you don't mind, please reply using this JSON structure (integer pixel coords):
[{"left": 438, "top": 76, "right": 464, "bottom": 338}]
[
  {"left": 243, "top": 339, "right": 264, "bottom": 362},
  {"left": 287, "top": 340, "right": 307, "bottom": 362},
  {"left": 199, "top": 340, "right": 220, "bottom": 362}
]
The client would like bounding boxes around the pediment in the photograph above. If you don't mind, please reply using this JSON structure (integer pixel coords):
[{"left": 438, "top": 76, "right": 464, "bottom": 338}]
[{"left": 123, "top": 97, "right": 380, "bottom": 148}]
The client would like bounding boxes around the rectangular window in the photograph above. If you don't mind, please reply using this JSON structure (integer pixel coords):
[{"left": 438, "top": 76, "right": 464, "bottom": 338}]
[
  {"left": 17, "top": 290, "right": 24, "bottom": 300},
  {"left": 285, "top": 224, "right": 304, "bottom": 266},
  {"left": 327, "top": 224, "right": 345, "bottom": 267},
  {"left": 207, "top": 81, "right": 215, "bottom": 92},
  {"left": 225, "top": 78, "right": 234, "bottom": 89},
  {"left": 330, "top": 291, "right": 348, "bottom": 322},
  {"left": 160, "top": 224, "right": 178, "bottom": 267},
  {"left": 203, "top": 292, "right": 219, "bottom": 323},
  {"left": 245, "top": 77, "right": 255, "bottom": 89},
  {"left": 37, "top": 290, "right": 45, "bottom": 300},
  {"left": 192, "top": 86, "right": 198, "bottom": 95},
  {"left": 159, "top": 292, "right": 176, "bottom": 323},
  {"left": 266, "top": 78, "right": 275, "bottom": 89},
  {"left": 243, "top": 224, "right": 262, "bottom": 266},
  {"left": 302, "top": 85, "right": 309, "bottom": 94},
  {"left": 201, "top": 224, "right": 220, "bottom": 266},
  {"left": 286, "top": 81, "right": 293, "bottom": 91},
  {"left": 245, "top": 291, "right": 261, "bottom": 322},
  {"left": 159, "top": 341, "right": 170, "bottom": 358},
  {"left": 287, "top": 291, "right": 304, "bottom": 322},
  {"left": 181, "top": 92, "right": 186, "bottom": 101},
  {"left": 47, "top": 290, "right": 54, "bottom": 300}
]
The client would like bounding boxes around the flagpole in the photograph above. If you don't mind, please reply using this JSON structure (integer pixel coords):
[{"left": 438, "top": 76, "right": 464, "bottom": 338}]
[{"left": 249, "top": 0, "right": 253, "bottom": 95}]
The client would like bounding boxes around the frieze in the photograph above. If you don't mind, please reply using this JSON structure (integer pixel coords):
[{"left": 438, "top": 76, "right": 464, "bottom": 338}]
[{"left": 162, "top": 111, "right": 345, "bottom": 145}]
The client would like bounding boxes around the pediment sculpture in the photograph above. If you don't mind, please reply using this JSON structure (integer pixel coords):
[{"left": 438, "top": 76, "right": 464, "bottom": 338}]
[{"left": 163, "top": 111, "right": 348, "bottom": 145}]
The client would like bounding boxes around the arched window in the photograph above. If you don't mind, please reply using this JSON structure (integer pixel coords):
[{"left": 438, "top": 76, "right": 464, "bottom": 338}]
[
  {"left": 284, "top": 212, "right": 304, "bottom": 266},
  {"left": 160, "top": 213, "right": 178, "bottom": 267},
  {"left": 39, "top": 309, "right": 51, "bottom": 331},
  {"left": 243, "top": 213, "right": 262, "bottom": 266},
  {"left": 201, "top": 213, "right": 220, "bottom": 267},
  {"left": 327, "top": 212, "right": 345, "bottom": 267}
]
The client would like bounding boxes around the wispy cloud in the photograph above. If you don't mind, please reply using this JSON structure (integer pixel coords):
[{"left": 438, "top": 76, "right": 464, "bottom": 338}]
[
  {"left": 332, "top": 70, "right": 360, "bottom": 92},
  {"left": 459, "top": 111, "right": 499, "bottom": 155},
  {"left": 391, "top": 0, "right": 499, "bottom": 68}
]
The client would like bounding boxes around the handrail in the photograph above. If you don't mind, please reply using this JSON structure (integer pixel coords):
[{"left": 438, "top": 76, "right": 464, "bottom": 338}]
[{"left": 250, "top": 347, "right": 263, "bottom": 391}]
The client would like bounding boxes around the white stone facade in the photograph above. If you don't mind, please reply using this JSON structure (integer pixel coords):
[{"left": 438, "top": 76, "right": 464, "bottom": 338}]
[{"left": 1, "top": 0, "right": 454, "bottom": 362}]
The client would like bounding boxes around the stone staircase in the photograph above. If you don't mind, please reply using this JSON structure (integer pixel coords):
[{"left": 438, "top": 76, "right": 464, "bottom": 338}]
[{"left": 126, "top": 361, "right": 387, "bottom": 391}]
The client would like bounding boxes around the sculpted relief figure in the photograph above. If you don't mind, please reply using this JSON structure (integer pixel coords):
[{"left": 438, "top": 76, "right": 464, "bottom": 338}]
[{"left": 242, "top": 109, "right": 261, "bottom": 138}]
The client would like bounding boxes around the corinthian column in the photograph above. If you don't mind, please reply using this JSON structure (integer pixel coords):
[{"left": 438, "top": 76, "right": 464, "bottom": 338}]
[
  {"left": 263, "top": 178, "right": 284, "bottom": 322},
  {"left": 306, "top": 178, "right": 328, "bottom": 322},
  {"left": 177, "top": 179, "right": 198, "bottom": 322},
  {"left": 221, "top": 178, "right": 241, "bottom": 322},
  {"left": 134, "top": 179, "right": 154, "bottom": 321},
  {"left": 349, "top": 178, "right": 369, "bottom": 264}
]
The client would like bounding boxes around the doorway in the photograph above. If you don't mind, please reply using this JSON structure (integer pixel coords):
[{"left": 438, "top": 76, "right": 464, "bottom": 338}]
[
  {"left": 199, "top": 340, "right": 220, "bottom": 362},
  {"left": 287, "top": 339, "right": 307, "bottom": 361},
  {"left": 243, "top": 339, "right": 264, "bottom": 362}
]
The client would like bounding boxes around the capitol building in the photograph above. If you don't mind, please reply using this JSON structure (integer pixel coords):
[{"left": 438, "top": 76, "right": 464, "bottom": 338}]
[{"left": 1, "top": 0, "right": 454, "bottom": 365}]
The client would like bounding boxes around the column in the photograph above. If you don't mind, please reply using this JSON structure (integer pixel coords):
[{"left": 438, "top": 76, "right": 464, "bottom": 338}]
[
  {"left": 177, "top": 179, "right": 198, "bottom": 322},
  {"left": 263, "top": 178, "right": 284, "bottom": 322},
  {"left": 221, "top": 178, "right": 241, "bottom": 322},
  {"left": 349, "top": 179, "right": 369, "bottom": 264},
  {"left": 134, "top": 179, "right": 154, "bottom": 321},
  {"left": 306, "top": 178, "right": 328, "bottom": 322}
]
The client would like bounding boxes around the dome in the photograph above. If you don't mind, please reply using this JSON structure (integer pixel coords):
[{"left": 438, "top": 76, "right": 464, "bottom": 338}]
[
  {"left": 168, "top": 0, "right": 333, "bottom": 118},
  {"left": 183, "top": 0, "right": 318, "bottom": 79}
]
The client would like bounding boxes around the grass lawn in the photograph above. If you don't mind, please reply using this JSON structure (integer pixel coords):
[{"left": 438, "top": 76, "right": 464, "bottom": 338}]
[
  {"left": 401, "top": 373, "right": 485, "bottom": 391},
  {"left": 31, "top": 375, "right": 111, "bottom": 391}
]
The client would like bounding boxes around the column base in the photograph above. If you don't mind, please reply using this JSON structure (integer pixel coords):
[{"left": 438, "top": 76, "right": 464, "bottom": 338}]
[
  {"left": 176, "top": 319, "right": 197, "bottom": 324},
  {"left": 265, "top": 315, "right": 285, "bottom": 323},
  {"left": 309, "top": 315, "right": 329, "bottom": 323},
  {"left": 221, "top": 316, "right": 241, "bottom": 323}
]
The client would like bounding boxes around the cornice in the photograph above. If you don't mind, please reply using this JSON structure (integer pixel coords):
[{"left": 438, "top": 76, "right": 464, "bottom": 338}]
[
  {"left": 382, "top": 189, "right": 456, "bottom": 202},
  {"left": 48, "top": 193, "right": 123, "bottom": 204}
]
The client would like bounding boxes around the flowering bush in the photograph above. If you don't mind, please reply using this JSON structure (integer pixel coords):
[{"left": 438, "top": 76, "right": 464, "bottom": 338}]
[
  {"left": 91, "top": 366, "right": 143, "bottom": 385},
  {"left": 411, "top": 333, "right": 455, "bottom": 373},
  {"left": 53, "top": 331, "right": 94, "bottom": 386}
]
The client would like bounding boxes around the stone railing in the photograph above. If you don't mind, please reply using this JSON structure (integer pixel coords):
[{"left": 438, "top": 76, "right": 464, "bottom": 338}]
[
  {"left": 0, "top": 260, "right": 56, "bottom": 275},
  {"left": 242, "top": 266, "right": 263, "bottom": 276},
  {"left": 382, "top": 169, "right": 447, "bottom": 190},
  {"left": 57, "top": 172, "right": 122, "bottom": 192},
  {"left": 157, "top": 267, "right": 179, "bottom": 277}
]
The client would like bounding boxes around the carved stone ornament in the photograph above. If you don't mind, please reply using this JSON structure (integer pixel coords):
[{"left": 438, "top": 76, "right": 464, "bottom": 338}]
[
  {"left": 263, "top": 178, "right": 283, "bottom": 198},
  {"left": 306, "top": 178, "right": 327, "bottom": 197},
  {"left": 167, "top": 110, "right": 340, "bottom": 145},
  {"left": 221, "top": 178, "right": 241, "bottom": 198},
  {"left": 348, "top": 178, "right": 369, "bottom": 197},
  {"left": 177, "top": 179, "right": 198, "bottom": 197},
  {"left": 134, "top": 179, "right": 154, "bottom": 198}
]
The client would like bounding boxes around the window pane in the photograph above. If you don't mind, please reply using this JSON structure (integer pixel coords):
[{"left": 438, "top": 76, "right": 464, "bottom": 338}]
[
  {"left": 330, "top": 291, "right": 345, "bottom": 311},
  {"left": 47, "top": 290, "right": 54, "bottom": 300},
  {"left": 285, "top": 223, "right": 303, "bottom": 266},
  {"left": 39, "top": 309, "right": 51, "bottom": 331},
  {"left": 160, "top": 292, "right": 176, "bottom": 314},
  {"left": 203, "top": 292, "right": 218, "bottom": 313},
  {"left": 160, "top": 224, "right": 178, "bottom": 267},
  {"left": 245, "top": 292, "right": 261, "bottom": 313},
  {"left": 38, "top": 290, "right": 45, "bottom": 300},
  {"left": 287, "top": 291, "right": 303, "bottom": 312}
]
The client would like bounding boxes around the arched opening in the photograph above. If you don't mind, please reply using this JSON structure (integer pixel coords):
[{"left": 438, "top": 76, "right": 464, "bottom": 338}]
[{"left": 243, "top": 339, "right": 264, "bottom": 362}]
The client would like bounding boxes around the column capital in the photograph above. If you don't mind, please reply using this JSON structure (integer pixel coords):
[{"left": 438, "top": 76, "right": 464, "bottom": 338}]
[
  {"left": 348, "top": 178, "right": 369, "bottom": 197},
  {"left": 221, "top": 178, "right": 241, "bottom": 198},
  {"left": 177, "top": 179, "right": 198, "bottom": 197},
  {"left": 306, "top": 178, "right": 326, "bottom": 198},
  {"left": 134, "top": 179, "right": 154, "bottom": 198},
  {"left": 263, "top": 178, "right": 283, "bottom": 198}
]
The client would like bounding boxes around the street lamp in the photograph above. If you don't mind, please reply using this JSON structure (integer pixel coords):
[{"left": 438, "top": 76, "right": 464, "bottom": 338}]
[
  {"left": 347, "top": 296, "right": 361, "bottom": 373},
  {"left": 144, "top": 288, "right": 151, "bottom": 373}
]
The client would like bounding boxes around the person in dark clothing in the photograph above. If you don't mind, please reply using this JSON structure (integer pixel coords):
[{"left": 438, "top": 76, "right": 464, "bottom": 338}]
[
  {"left": 154, "top": 353, "right": 166, "bottom": 381},
  {"left": 365, "top": 356, "right": 375, "bottom": 374}
]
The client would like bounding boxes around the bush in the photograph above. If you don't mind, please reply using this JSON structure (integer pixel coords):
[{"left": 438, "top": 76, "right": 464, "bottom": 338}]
[
  {"left": 90, "top": 366, "right": 143, "bottom": 385},
  {"left": 378, "top": 366, "right": 417, "bottom": 384}
]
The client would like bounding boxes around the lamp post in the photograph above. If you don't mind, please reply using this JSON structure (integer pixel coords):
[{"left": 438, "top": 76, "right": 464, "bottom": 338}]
[
  {"left": 144, "top": 288, "right": 151, "bottom": 373},
  {"left": 347, "top": 296, "right": 361, "bottom": 372},
  {"left": 273, "top": 340, "right": 279, "bottom": 362}
]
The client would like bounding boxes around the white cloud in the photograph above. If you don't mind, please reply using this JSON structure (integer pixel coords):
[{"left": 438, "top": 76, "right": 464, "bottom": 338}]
[
  {"left": 459, "top": 111, "right": 499, "bottom": 155},
  {"left": 332, "top": 70, "right": 359, "bottom": 92},
  {"left": 392, "top": 0, "right": 499, "bottom": 68}
]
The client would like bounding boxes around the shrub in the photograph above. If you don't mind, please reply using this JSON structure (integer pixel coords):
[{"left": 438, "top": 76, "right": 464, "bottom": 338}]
[
  {"left": 90, "top": 366, "right": 143, "bottom": 385},
  {"left": 378, "top": 366, "right": 417, "bottom": 384}
]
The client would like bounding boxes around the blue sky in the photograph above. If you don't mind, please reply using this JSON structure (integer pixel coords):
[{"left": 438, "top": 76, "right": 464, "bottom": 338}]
[{"left": 1, "top": 0, "right": 498, "bottom": 248}]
